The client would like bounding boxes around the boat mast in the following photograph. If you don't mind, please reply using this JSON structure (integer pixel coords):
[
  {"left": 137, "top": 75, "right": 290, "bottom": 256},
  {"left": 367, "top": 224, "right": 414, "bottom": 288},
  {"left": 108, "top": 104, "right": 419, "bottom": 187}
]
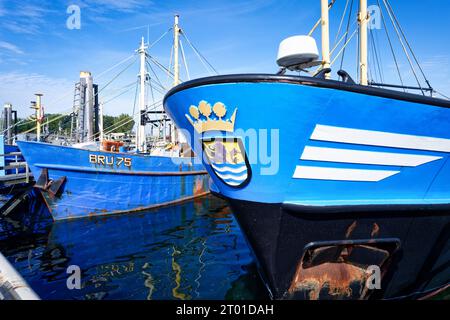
[
  {"left": 320, "top": 0, "right": 331, "bottom": 79},
  {"left": 173, "top": 14, "right": 180, "bottom": 87},
  {"left": 34, "top": 93, "right": 43, "bottom": 141},
  {"left": 137, "top": 37, "right": 147, "bottom": 153},
  {"left": 358, "top": 0, "right": 369, "bottom": 85},
  {"left": 171, "top": 14, "right": 181, "bottom": 146}
]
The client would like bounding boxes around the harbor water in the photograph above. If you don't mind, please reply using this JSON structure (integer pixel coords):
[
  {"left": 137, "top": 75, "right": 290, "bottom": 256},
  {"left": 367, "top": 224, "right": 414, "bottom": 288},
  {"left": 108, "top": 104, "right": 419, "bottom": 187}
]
[{"left": 0, "top": 192, "right": 268, "bottom": 300}]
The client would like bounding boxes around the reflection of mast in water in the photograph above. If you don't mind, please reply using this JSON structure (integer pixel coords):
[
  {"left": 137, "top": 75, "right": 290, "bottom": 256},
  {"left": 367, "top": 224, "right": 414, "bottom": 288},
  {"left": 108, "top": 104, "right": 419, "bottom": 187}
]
[
  {"left": 142, "top": 262, "right": 155, "bottom": 300},
  {"left": 171, "top": 246, "right": 190, "bottom": 300},
  {"left": 193, "top": 238, "right": 207, "bottom": 298}
]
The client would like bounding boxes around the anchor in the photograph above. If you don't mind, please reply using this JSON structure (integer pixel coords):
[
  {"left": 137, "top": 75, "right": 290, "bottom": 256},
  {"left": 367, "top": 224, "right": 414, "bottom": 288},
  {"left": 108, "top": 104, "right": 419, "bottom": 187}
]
[{"left": 35, "top": 168, "right": 67, "bottom": 198}]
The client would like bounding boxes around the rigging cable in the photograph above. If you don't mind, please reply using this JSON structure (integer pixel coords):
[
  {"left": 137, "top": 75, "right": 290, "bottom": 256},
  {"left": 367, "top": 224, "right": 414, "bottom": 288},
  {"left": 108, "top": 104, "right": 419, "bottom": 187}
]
[
  {"left": 334, "top": 0, "right": 350, "bottom": 47},
  {"left": 369, "top": 26, "right": 383, "bottom": 83},
  {"left": 339, "top": 0, "right": 354, "bottom": 70},
  {"left": 372, "top": 28, "right": 384, "bottom": 81},
  {"left": 94, "top": 100, "right": 163, "bottom": 140},
  {"left": 96, "top": 54, "right": 136, "bottom": 79},
  {"left": 98, "top": 57, "right": 138, "bottom": 95},
  {"left": 330, "top": 19, "right": 357, "bottom": 56},
  {"left": 102, "top": 82, "right": 137, "bottom": 105},
  {"left": 179, "top": 38, "right": 191, "bottom": 80},
  {"left": 14, "top": 56, "right": 138, "bottom": 138},
  {"left": 434, "top": 90, "right": 450, "bottom": 100},
  {"left": 376, "top": 0, "right": 404, "bottom": 91},
  {"left": 146, "top": 53, "right": 178, "bottom": 81},
  {"left": 146, "top": 60, "right": 166, "bottom": 92},
  {"left": 308, "top": 0, "right": 338, "bottom": 36},
  {"left": 131, "top": 77, "right": 139, "bottom": 121},
  {"left": 367, "top": 30, "right": 375, "bottom": 83},
  {"left": 148, "top": 72, "right": 155, "bottom": 105},
  {"left": 148, "top": 28, "right": 173, "bottom": 50},
  {"left": 381, "top": 0, "right": 424, "bottom": 95},
  {"left": 181, "top": 31, "right": 218, "bottom": 75},
  {"left": 356, "top": 24, "right": 359, "bottom": 81},
  {"left": 384, "top": 0, "right": 433, "bottom": 92},
  {"left": 330, "top": 28, "right": 358, "bottom": 66},
  {"left": 101, "top": 81, "right": 137, "bottom": 99},
  {"left": 2, "top": 55, "right": 138, "bottom": 136},
  {"left": 167, "top": 44, "right": 174, "bottom": 85}
]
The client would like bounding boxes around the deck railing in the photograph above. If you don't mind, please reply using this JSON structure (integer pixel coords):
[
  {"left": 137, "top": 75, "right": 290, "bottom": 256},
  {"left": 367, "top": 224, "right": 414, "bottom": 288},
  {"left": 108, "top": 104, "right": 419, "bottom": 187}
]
[{"left": 0, "top": 152, "right": 31, "bottom": 184}]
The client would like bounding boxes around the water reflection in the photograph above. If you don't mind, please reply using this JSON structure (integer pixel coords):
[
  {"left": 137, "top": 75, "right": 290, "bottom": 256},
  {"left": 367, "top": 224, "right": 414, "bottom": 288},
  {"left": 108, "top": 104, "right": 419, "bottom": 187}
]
[{"left": 0, "top": 194, "right": 268, "bottom": 300}]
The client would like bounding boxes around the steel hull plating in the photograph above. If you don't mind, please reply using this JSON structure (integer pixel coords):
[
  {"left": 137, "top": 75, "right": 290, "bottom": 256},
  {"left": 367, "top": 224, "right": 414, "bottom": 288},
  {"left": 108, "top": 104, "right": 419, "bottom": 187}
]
[
  {"left": 164, "top": 75, "right": 450, "bottom": 299},
  {"left": 227, "top": 197, "right": 449, "bottom": 299},
  {"left": 17, "top": 141, "right": 209, "bottom": 220}
]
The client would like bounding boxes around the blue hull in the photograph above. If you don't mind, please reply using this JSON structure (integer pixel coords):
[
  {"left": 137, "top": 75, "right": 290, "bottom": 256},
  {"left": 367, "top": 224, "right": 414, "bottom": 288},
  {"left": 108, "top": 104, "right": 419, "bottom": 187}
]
[
  {"left": 16, "top": 141, "right": 209, "bottom": 220},
  {"left": 164, "top": 76, "right": 450, "bottom": 208},
  {"left": 164, "top": 75, "right": 450, "bottom": 299}
]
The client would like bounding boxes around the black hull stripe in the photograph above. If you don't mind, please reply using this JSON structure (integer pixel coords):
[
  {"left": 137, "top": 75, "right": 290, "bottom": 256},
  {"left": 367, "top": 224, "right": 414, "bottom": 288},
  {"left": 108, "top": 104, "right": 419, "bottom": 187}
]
[
  {"left": 164, "top": 74, "right": 450, "bottom": 109},
  {"left": 281, "top": 202, "right": 450, "bottom": 220}
]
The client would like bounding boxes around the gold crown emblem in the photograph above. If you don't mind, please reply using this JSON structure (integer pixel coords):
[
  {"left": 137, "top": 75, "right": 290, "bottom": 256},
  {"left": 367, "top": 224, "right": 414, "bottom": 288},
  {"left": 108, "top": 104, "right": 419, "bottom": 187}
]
[{"left": 186, "top": 100, "right": 237, "bottom": 133}]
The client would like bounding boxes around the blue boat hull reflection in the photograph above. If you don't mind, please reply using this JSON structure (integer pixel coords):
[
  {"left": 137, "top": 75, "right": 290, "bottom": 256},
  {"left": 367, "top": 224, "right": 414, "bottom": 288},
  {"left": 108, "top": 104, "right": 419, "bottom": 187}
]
[{"left": 0, "top": 194, "right": 268, "bottom": 300}]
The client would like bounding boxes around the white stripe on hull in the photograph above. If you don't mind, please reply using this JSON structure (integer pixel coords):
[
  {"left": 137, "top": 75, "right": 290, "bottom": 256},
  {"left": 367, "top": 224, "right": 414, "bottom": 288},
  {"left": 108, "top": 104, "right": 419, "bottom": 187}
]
[
  {"left": 300, "top": 146, "right": 442, "bottom": 166},
  {"left": 293, "top": 165, "right": 399, "bottom": 182},
  {"left": 311, "top": 125, "right": 450, "bottom": 152}
]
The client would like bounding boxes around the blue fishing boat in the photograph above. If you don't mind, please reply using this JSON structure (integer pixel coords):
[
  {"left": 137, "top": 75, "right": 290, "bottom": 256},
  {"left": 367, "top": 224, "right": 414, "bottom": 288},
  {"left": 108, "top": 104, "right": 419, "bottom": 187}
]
[
  {"left": 17, "top": 17, "right": 210, "bottom": 221},
  {"left": 164, "top": 1, "right": 450, "bottom": 299},
  {"left": 16, "top": 141, "right": 208, "bottom": 220}
]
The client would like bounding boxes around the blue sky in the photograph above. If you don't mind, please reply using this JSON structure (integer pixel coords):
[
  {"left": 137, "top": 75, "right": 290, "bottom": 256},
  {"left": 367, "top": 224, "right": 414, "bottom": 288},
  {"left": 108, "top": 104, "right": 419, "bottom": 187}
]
[{"left": 0, "top": 0, "right": 449, "bottom": 117}]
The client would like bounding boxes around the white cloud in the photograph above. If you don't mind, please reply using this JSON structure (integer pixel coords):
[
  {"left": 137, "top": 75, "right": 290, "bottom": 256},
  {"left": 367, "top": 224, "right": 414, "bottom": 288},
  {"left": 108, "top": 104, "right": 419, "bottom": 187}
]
[
  {"left": 0, "top": 0, "right": 6, "bottom": 17},
  {"left": 0, "top": 2, "right": 54, "bottom": 35},
  {"left": 88, "top": 0, "right": 149, "bottom": 11},
  {"left": 0, "top": 72, "right": 74, "bottom": 116},
  {"left": 19, "top": 4, "right": 50, "bottom": 19},
  {"left": 420, "top": 55, "right": 449, "bottom": 70},
  {"left": 2, "top": 21, "right": 41, "bottom": 35},
  {"left": 0, "top": 41, "right": 24, "bottom": 55}
]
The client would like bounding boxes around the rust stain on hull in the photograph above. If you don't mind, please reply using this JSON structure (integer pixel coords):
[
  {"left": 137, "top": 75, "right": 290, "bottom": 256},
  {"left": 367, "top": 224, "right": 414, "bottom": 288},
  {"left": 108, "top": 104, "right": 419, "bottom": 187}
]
[
  {"left": 193, "top": 177, "right": 207, "bottom": 196},
  {"left": 345, "top": 221, "right": 357, "bottom": 238},
  {"left": 288, "top": 262, "right": 368, "bottom": 300},
  {"left": 59, "top": 191, "right": 211, "bottom": 221},
  {"left": 371, "top": 223, "right": 380, "bottom": 238},
  {"left": 288, "top": 241, "right": 394, "bottom": 300}
]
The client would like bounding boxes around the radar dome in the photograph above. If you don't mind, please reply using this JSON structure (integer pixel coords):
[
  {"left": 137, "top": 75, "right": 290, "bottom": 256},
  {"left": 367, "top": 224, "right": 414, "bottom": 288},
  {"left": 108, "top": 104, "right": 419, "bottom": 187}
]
[{"left": 277, "top": 35, "right": 319, "bottom": 69}]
